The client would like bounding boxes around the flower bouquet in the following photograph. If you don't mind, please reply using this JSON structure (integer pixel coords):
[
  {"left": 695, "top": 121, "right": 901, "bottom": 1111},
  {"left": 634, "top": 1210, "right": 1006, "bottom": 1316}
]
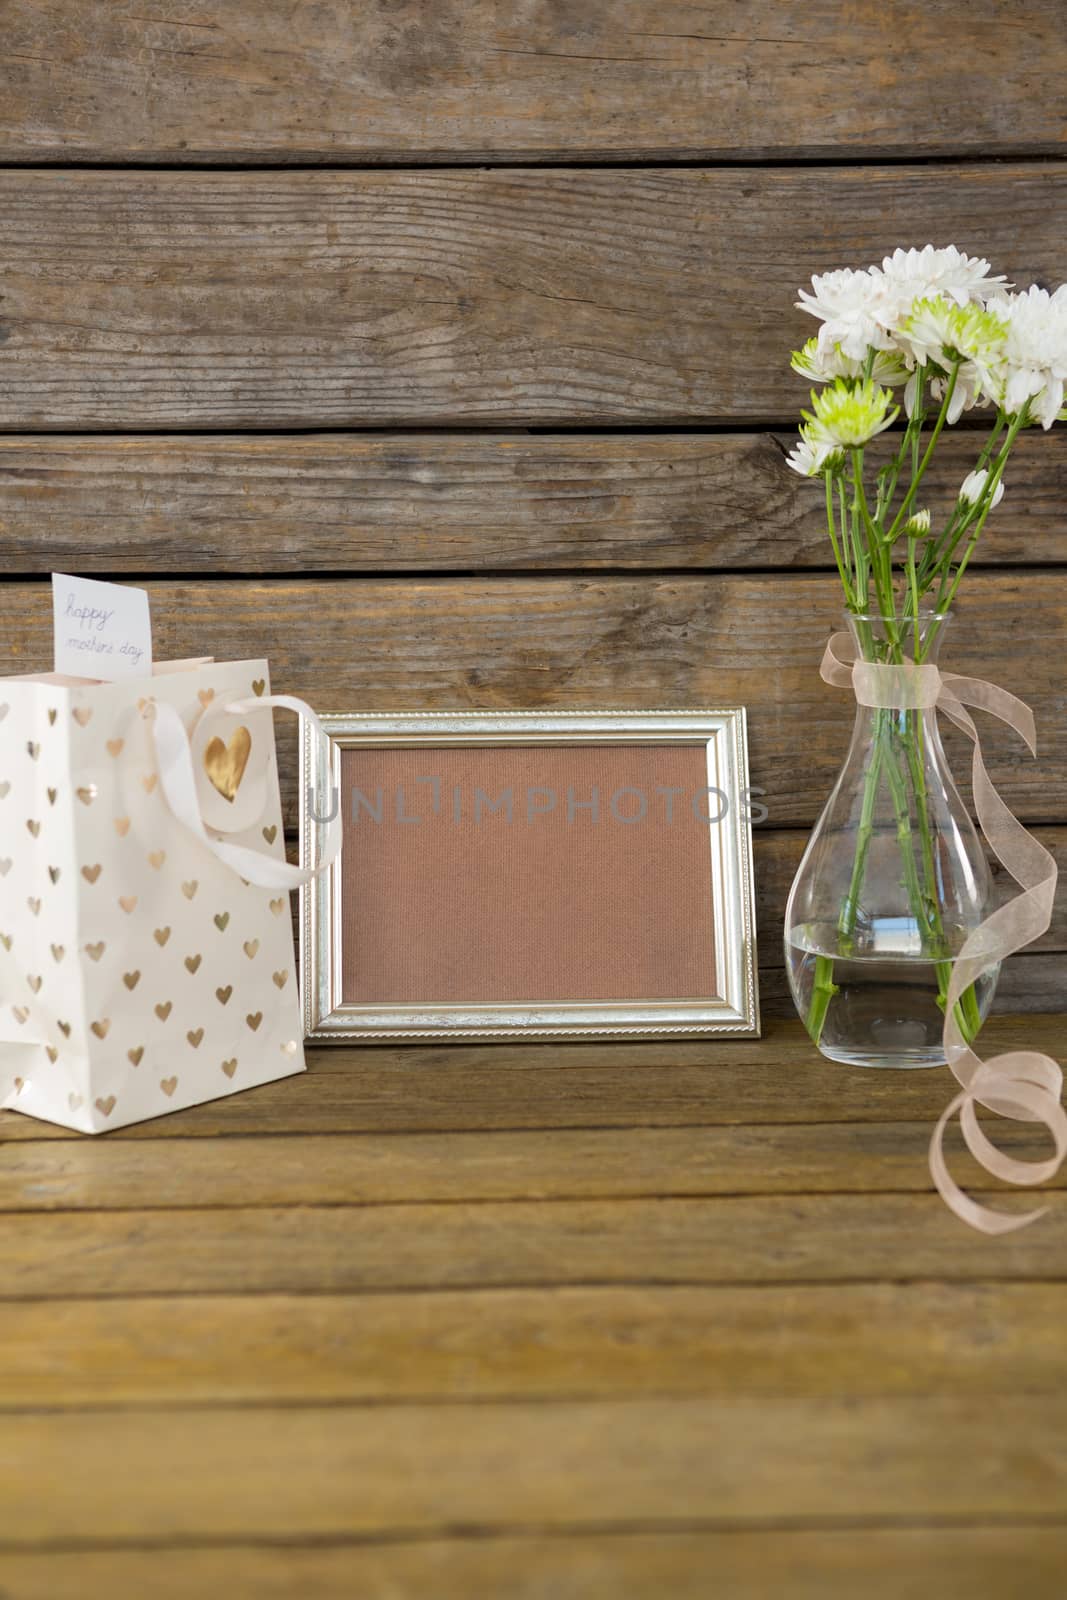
[{"left": 782, "top": 245, "right": 1067, "bottom": 1074}]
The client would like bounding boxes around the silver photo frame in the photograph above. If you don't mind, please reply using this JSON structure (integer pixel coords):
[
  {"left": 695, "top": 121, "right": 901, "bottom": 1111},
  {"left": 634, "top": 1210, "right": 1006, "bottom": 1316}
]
[{"left": 300, "top": 710, "right": 759, "bottom": 1041}]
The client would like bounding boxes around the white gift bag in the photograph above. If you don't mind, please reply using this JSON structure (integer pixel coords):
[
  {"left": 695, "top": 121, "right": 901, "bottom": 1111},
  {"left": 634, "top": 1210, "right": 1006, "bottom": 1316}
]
[{"left": 0, "top": 657, "right": 338, "bottom": 1133}]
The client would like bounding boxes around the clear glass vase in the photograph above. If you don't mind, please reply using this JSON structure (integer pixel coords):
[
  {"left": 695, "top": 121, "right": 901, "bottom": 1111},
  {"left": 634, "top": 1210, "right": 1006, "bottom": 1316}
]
[{"left": 785, "top": 610, "right": 998, "bottom": 1068}]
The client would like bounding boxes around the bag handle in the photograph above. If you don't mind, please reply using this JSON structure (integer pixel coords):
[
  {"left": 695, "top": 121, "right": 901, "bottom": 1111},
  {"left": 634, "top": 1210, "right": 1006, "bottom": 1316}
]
[{"left": 148, "top": 694, "right": 341, "bottom": 891}]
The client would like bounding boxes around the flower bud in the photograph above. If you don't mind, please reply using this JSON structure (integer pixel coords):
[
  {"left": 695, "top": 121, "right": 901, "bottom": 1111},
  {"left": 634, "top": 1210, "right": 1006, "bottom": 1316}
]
[
  {"left": 959, "top": 469, "right": 1005, "bottom": 509},
  {"left": 903, "top": 509, "right": 931, "bottom": 539}
]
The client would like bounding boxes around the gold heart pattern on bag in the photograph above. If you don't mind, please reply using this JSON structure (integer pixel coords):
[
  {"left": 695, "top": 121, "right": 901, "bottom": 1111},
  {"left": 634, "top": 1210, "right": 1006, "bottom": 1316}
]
[
  {"left": 203, "top": 726, "right": 253, "bottom": 804},
  {"left": 0, "top": 665, "right": 299, "bottom": 1124}
]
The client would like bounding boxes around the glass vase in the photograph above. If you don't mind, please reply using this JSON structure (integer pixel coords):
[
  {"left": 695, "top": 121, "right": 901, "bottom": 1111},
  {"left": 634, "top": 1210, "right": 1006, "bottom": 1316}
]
[{"left": 784, "top": 610, "right": 998, "bottom": 1068}]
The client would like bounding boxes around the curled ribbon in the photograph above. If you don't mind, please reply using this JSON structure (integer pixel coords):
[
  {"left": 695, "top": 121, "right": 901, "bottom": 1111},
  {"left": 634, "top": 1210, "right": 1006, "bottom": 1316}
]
[{"left": 820, "top": 633, "right": 1067, "bottom": 1233}]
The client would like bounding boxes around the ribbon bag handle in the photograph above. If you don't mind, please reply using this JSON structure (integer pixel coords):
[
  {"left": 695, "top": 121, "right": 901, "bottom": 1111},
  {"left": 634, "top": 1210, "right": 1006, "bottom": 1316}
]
[{"left": 148, "top": 693, "right": 341, "bottom": 892}]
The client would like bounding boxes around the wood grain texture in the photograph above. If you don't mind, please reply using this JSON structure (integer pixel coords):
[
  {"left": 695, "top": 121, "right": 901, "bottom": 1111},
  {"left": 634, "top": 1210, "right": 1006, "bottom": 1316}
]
[
  {"left": 3, "top": 1015, "right": 1063, "bottom": 1142},
  {"left": 2, "top": 1530, "right": 1065, "bottom": 1600},
  {"left": 2, "top": 571, "right": 1063, "bottom": 826},
  {"left": 4, "top": 1121, "right": 1064, "bottom": 1210},
  {"left": 3, "top": 166, "right": 1065, "bottom": 428},
  {"left": 3, "top": 1396, "right": 1067, "bottom": 1544},
  {"left": 3, "top": 1282, "right": 1065, "bottom": 1408},
  {"left": 5, "top": 1, "right": 1066, "bottom": 163},
  {"left": 2, "top": 430, "right": 1066, "bottom": 572},
  {"left": 4, "top": 1192, "right": 1067, "bottom": 1299}
]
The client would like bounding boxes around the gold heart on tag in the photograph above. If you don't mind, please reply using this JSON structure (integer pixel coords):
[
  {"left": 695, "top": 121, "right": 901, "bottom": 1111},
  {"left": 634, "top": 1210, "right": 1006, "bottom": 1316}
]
[
  {"left": 47, "top": 788, "right": 58, "bottom": 806},
  {"left": 221, "top": 1058, "right": 238, "bottom": 1078},
  {"left": 0, "top": 859, "right": 11, "bottom": 877},
  {"left": 81, "top": 864, "right": 102, "bottom": 884},
  {"left": 48, "top": 867, "right": 61, "bottom": 885},
  {"left": 142, "top": 774, "right": 158, "bottom": 795},
  {"left": 27, "top": 820, "right": 40, "bottom": 838},
  {"left": 119, "top": 896, "right": 138, "bottom": 914},
  {"left": 68, "top": 1092, "right": 84, "bottom": 1111},
  {"left": 26, "top": 742, "right": 40, "bottom": 761},
  {"left": 58, "top": 1020, "right": 71, "bottom": 1038},
  {"left": 123, "top": 971, "right": 141, "bottom": 991},
  {"left": 214, "top": 912, "right": 230, "bottom": 933},
  {"left": 147, "top": 850, "right": 166, "bottom": 870},
  {"left": 95, "top": 1096, "right": 116, "bottom": 1118},
  {"left": 272, "top": 970, "right": 288, "bottom": 990},
  {"left": 203, "top": 726, "right": 252, "bottom": 804},
  {"left": 0, "top": 933, "right": 11, "bottom": 951},
  {"left": 243, "top": 940, "right": 259, "bottom": 960},
  {"left": 47, "top": 708, "right": 57, "bottom": 726},
  {"left": 160, "top": 1076, "right": 178, "bottom": 1097},
  {"left": 0, "top": 782, "right": 9, "bottom": 799},
  {"left": 262, "top": 824, "right": 277, "bottom": 845},
  {"left": 198, "top": 688, "right": 216, "bottom": 708},
  {"left": 246, "top": 1012, "right": 263, "bottom": 1032},
  {"left": 269, "top": 897, "right": 285, "bottom": 917},
  {"left": 216, "top": 985, "right": 232, "bottom": 1005},
  {"left": 85, "top": 942, "right": 105, "bottom": 962},
  {"left": 13, "top": 1077, "right": 24, "bottom": 1093},
  {"left": 280, "top": 1039, "right": 299, "bottom": 1056},
  {"left": 155, "top": 1001, "right": 172, "bottom": 1022},
  {"left": 27, "top": 975, "right": 42, "bottom": 994},
  {"left": 90, "top": 1019, "right": 111, "bottom": 1040},
  {"left": 115, "top": 817, "right": 130, "bottom": 837},
  {"left": 182, "top": 880, "right": 198, "bottom": 900},
  {"left": 72, "top": 707, "right": 93, "bottom": 728},
  {"left": 77, "top": 787, "right": 96, "bottom": 806},
  {"left": 12, "top": 1006, "right": 29, "bottom": 1025},
  {"left": 107, "top": 738, "right": 124, "bottom": 758},
  {"left": 128, "top": 1046, "right": 144, "bottom": 1067},
  {"left": 28, "top": 898, "right": 41, "bottom": 917},
  {"left": 45, "top": 1047, "right": 58, "bottom": 1064},
  {"left": 187, "top": 1028, "right": 204, "bottom": 1049},
  {"left": 185, "top": 954, "right": 202, "bottom": 974},
  {"left": 154, "top": 927, "right": 171, "bottom": 947},
  {"left": 51, "top": 944, "right": 64, "bottom": 963},
  {"left": 252, "top": 679, "right": 266, "bottom": 697}
]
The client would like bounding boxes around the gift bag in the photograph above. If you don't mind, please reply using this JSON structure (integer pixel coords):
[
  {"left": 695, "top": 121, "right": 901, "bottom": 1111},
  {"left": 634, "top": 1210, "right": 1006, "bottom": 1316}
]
[{"left": 0, "top": 656, "right": 338, "bottom": 1132}]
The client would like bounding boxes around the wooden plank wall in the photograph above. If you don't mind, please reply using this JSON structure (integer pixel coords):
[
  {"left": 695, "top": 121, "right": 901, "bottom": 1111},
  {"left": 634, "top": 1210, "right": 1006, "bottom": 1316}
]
[{"left": 1, "top": 3, "right": 1066, "bottom": 1015}]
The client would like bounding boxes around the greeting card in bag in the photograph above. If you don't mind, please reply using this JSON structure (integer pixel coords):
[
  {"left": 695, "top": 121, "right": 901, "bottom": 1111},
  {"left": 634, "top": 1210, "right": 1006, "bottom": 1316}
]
[{"left": 0, "top": 634, "right": 338, "bottom": 1132}]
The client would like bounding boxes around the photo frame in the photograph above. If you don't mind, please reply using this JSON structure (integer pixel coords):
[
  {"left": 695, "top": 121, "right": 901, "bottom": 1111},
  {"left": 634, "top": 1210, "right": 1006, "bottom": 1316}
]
[{"left": 300, "top": 711, "right": 759, "bottom": 1041}]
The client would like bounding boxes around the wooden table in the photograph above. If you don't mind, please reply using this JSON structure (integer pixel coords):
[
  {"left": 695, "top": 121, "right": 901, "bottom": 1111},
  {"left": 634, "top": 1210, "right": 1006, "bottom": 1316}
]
[{"left": 1, "top": 1012, "right": 1065, "bottom": 1596}]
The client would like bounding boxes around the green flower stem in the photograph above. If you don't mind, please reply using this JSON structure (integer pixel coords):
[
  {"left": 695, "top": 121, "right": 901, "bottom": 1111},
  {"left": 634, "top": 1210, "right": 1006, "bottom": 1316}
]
[{"left": 886, "top": 361, "right": 961, "bottom": 544}]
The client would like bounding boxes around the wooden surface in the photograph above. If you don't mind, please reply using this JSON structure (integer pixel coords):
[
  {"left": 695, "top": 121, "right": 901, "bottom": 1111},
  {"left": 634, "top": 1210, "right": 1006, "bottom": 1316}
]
[
  {"left": 3, "top": 2, "right": 1067, "bottom": 1591},
  {"left": 3, "top": 166, "right": 1066, "bottom": 428},
  {"left": 5, "top": 1, "right": 1066, "bottom": 163},
  {"left": 2, "top": 430, "right": 1067, "bottom": 572},
  {"left": 2, "top": 1015, "right": 1067, "bottom": 1595}
]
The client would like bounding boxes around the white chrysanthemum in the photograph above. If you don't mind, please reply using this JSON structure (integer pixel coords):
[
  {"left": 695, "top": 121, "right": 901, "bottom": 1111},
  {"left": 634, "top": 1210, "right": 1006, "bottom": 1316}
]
[
  {"left": 987, "top": 284, "right": 1067, "bottom": 429},
  {"left": 895, "top": 297, "right": 1007, "bottom": 420},
  {"left": 904, "top": 509, "right": 931, "bottom": 537},
  {"left": 875, "top": 245, "right": 1009, "bottom": 311},
  {"left": 785, "top": 436, "right": 843, "bottom": 477},
  {"left": 959, "top": 468, "right": 1005, "bottom": 510},
  {"left": 796, "top": 268, "right": 897, "bottom": 362},
  {"left": 802, "top": 379, "right": 899, "bottom": 449},
  {"left": 797, "top": 246, "right": 1008, "bottom": 372},
  {"left": 791, "top": 335, "right": 909, "bottom": 387}
]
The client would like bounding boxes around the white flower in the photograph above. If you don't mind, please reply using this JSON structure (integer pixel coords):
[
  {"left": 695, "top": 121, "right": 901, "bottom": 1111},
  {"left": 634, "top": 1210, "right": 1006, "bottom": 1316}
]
[
  {"left": 785, "top": 436, "right": 842, "bottom": 477},
  {"left": 791, "top": 336, "right": 909, "bottom": 387},
  {"left": 988, "top": 284, "right": 1067, "bottom": 429},
  {"left": 797, "top": 246, "right": 1009, "bottom": 374},
  {"left": 904, "top": 509, "right": 931, "bottom": 538},
  {"left": 959, "top": 468, "right": 1005, "bottom": 510},
  {"left": 875, "top": 245, "right": 1009, "bottom": 313},
  {"left": 796, "top": 268, "right": 897, "bottom": 362},
  {"left": 802, "top": 378, "right": 899, "bottom": 449}
]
